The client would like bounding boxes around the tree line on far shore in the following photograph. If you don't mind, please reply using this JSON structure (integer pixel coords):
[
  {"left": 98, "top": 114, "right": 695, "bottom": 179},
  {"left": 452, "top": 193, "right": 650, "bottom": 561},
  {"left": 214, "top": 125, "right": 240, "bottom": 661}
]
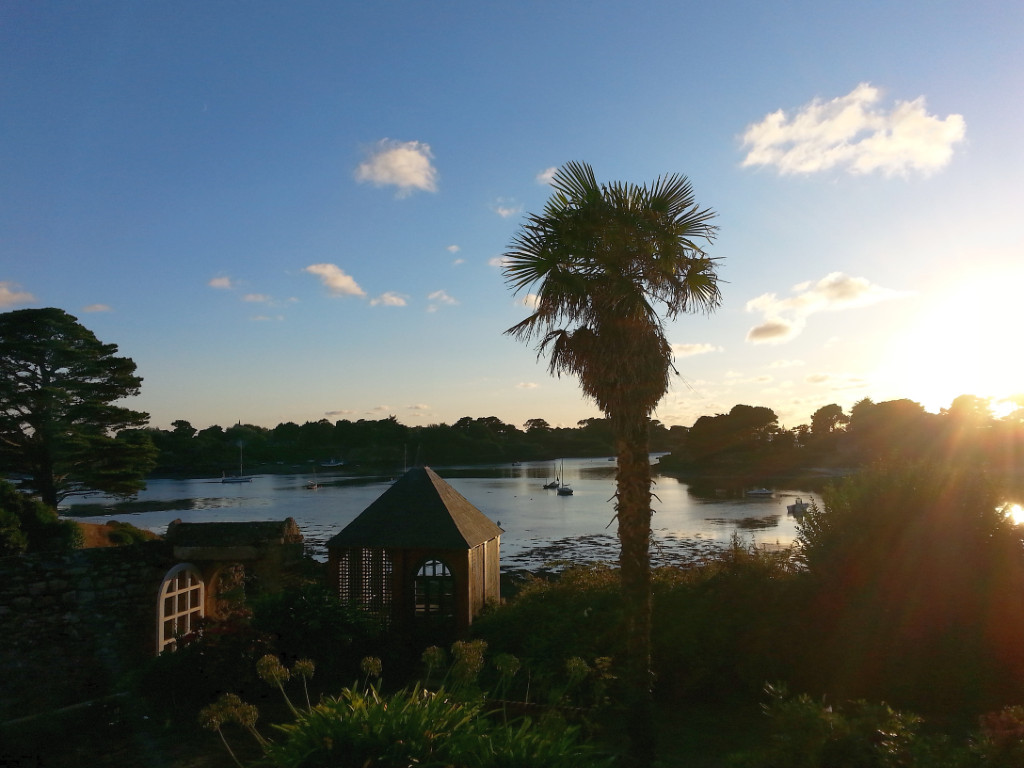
[{"left": 143, "top": 393, "right": 1024, "bottom": 485}]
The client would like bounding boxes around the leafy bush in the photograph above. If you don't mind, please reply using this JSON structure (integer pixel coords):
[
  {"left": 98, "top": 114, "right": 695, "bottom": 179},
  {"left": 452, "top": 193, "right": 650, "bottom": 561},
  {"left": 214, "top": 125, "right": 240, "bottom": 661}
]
[
  {"left": 792, "top": 460, "right": 1024, "bottom": 711},
  {"left": 0, "top": 479, "right": 82, "bottom": 554},
  {"left": 473, "top": 548, "right": 802, "bottom": 704},
  {"left": 201, "top": 652, "right": 612, "bottom": 768},
  {"left": 732, "top": 686, "right": 968, "bottom": 768},
  {"left": 250, "top": 583, "right": 383, "bottom": 687}
]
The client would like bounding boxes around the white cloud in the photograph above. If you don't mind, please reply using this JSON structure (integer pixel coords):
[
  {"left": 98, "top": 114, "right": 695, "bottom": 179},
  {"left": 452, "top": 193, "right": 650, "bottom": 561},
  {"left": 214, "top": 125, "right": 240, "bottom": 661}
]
[
  {"left": 741, "top": 83, "right": 966, "bottom": 176},
  {"left": 370, "top": 291, "right": 408, "bottom": 307},
  {"left": 208, "top": 276, "right": 233, "bottom": 289},
  {"left": 82, "top": 303, "right": 111, "bottom": 313},
  {"left": 355, "top": 139, "right": 438, "bottom": 196},
  {"left": 447, "top": 245, "right": 460, "bottom": 253},
  {"left": 671, "top": 342, "right": 721, "bottom": 357},
  {"left": 407, "top": 403, "right": 431, "bottom": 411},
  {"left": 536, "top": 167, "right": 557, "bottom": 185},
  {"left": 492, "top": 198, "right": 521, "bottom": 218},
  {"left": 746, "top": 272, "right": 908, "bottom": 344},
  {"left": 0, "top": 282, "right": 34, "bottom": 308},
  {"left": 517, "top": 382, "right": 539, "bottom": 389},
  {"left": 488, "top": 255, "right": 507, "bottom": 268},
  {"left": 304, "top": 263, "right": 366, "bottom": 297},
  {"left": 452, "top": 258, "right": 465, "bottom": 266},
  {"left": 426, "top": 289, "right": 458, "bottom": 312},
  {"left": 243, "top": 293, "right": 271, "bottom": 303},
  {"left": 325, "top": 409, "right": 356, "bottom": 417}
]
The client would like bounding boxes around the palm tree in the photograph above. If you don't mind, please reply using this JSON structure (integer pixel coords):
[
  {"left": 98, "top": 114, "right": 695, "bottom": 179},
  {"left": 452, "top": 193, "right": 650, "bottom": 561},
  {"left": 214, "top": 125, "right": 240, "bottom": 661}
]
[{"left": 503, "top": 161, "right": 721, "bottom": 766}]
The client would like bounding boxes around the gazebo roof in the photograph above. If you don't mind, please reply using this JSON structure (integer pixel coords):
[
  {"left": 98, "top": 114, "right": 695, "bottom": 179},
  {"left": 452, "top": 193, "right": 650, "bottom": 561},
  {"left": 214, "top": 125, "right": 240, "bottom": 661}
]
[{"left": 327, "top": 466, "right": 503, "bottom": 550}]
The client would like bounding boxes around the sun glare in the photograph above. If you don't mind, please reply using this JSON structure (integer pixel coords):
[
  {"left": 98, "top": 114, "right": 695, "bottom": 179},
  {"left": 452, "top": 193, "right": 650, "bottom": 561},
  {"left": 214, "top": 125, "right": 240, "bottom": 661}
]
[
  {"left": 1003, "top": 503, "right": 1024, "bottom": 527},
  {"left": 881, "top": 276, "right": 1024, "bottom": 412}
]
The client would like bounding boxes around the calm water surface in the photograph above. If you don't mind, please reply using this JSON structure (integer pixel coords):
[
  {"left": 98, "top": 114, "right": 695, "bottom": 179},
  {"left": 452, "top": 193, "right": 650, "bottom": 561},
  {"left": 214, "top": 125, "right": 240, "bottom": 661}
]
[{"left": 63, "top": 457, "right": 815, "bottom": 570}]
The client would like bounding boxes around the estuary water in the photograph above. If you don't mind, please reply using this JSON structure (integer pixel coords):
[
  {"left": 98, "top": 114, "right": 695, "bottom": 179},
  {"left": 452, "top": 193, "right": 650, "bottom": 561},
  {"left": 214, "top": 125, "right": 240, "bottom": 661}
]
[{"left": 62, "top": 456, "right": 815, "bottom": 571}]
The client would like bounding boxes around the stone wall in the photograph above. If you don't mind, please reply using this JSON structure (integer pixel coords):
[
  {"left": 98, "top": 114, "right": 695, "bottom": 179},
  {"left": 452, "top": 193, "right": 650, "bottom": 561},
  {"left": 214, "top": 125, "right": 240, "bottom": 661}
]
[{"left": 0, "top": 542, "right": 175, "bottom": 721}]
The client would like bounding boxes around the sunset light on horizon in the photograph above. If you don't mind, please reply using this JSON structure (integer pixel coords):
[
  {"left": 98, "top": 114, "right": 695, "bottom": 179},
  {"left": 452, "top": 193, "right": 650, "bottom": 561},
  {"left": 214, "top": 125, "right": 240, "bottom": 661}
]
[{"left": 2, "top": 2, "right": 1021, "bottom": 433}]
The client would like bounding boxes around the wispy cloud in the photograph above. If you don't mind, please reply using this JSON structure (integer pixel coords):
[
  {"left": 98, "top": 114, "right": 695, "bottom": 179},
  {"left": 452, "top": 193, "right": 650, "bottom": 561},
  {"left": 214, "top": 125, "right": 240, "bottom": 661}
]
[
  {"left": 82, "top": 303, "right": 111, "bottom": 313},
  {"left": 741, "top": 83, "right": 966, "bottom": 176},
  {"left": 672, "top": 342, "right": 721, "bottom": 358},
  {"left": 407, "top": 403, "right": 431, "bottom": 411},
  {"left": 746, "top": 272, "right": 907, "bottom": 344},
  {"left": 517, "top": 294, "right": 540, "bottom": 310},
  {"left": 355, "top": 139, "right": 438, "bottom": 196},
  {"left": 492, "top": 198, "right": 521, "bottom": 218},
  {"left": 806, "top": 372, "right": 868, "bottom": 389},
  {"left": 325, "top": 409, "right": 356, "bottom": 417},
  {"left": 243, "top": 293, "right": 272, "bottom": 303},
  {"left": 447, "top": 245, "right": 460, "bottom": 253},
  {"left": 517, "top": 382, "right": 539, "bottom": 389},
  {"left": 426, "top": 289, "right": 458, "bottom": 312},
  {"left": 208, "top": 276, "right": 233, "bottom": 289},
  {"left": 250, "top": 314, "right": 284, "bottom": 322},
  {"left": 370, "top": 291, "right": 408, "bottom": 307},
  {"left": 304, "top": 263, "right": 366, "bottom": 297},
  {"left": 536, "top": 167, "right": 557, "bottom": 185},
  {"left": 0, "top": 282, "right": 34, "bottom": 308},
  {"left": 488, "top": 255, "right": 507, "bottom": 268}
]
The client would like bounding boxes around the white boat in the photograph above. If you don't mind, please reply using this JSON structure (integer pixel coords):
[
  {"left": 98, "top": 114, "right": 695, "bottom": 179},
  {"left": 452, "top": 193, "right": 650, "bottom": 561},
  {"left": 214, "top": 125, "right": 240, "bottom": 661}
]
[
  {"left": 787, "top": 497, "right": 810, "bottom": 515},
  {"left": 746, "top": 488, "right": 773, "bottom": 497}
]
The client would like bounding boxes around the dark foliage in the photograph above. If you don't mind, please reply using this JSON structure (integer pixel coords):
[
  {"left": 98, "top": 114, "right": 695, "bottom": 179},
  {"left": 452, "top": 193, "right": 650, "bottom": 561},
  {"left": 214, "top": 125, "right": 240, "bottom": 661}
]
[
  {"left": 794, "top": 460, "right": 1024, "bottom": 712},
  {"left": 0, "top": 478, "right": 82, "bottom": 554},
  {"left": 0, "top": 307, "right": 157, "bottom": 507},
  {"left": 250, "top": 583, "right": 385, "bottom": 687}
]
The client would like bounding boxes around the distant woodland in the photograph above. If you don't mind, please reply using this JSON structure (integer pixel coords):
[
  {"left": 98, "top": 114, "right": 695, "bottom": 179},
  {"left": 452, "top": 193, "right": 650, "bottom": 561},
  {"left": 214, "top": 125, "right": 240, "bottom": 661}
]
[{"left": 141, "top": 394, "right": 1024, "bottom": 482}]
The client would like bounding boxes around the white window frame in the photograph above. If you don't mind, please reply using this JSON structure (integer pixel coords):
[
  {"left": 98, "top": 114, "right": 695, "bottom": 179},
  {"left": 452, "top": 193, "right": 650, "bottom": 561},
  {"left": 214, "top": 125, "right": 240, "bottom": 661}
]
[{"left": 156, "top": 563, "right": 205, "bottom": 653}]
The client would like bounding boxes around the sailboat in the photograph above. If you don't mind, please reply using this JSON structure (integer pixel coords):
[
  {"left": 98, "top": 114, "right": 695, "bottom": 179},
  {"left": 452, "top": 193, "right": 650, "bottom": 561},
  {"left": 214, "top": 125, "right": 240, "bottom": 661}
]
[
  {"left": 543, "top": 461, "right": 560, "bottom": 489},
  {"left": 556, "top": 459, "right": 573, "bottom": 495},
  {"left": 221, "top": 444, "right": 252, "bottom": 483}
]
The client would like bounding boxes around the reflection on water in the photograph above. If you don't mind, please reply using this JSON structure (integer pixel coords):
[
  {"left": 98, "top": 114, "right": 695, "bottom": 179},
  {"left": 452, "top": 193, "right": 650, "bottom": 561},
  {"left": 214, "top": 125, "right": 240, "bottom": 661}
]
[{"left": 61, "top": 457, "right": 815, "bottom": 571}]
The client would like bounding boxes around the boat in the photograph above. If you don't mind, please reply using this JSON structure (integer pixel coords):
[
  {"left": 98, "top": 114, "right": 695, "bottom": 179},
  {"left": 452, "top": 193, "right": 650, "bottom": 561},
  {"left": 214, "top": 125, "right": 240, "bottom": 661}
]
[
  {"left": 787, "top": 497, "right": 810, "bottom": 516},
  {"left": 321, "top": 459, "right": 345, "bottom": 468},
  {"left": 746, "top": 488, "right": 773, "bottom": 497},
  {"left": 555, "top": 459, "right": 573, "bottom": 495},
  {"left": 543, "top": 461, "right": 560, "bottom": 489},
  {"left": 221, "top": 444, "right": 253, "bottom": 483}
]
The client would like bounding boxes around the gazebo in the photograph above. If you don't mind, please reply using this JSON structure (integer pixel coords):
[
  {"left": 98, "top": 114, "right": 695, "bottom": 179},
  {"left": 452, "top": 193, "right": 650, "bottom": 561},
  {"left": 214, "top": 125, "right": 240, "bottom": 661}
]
[{"left": 326, "top": 467, "right": 502, "bottom": 637}]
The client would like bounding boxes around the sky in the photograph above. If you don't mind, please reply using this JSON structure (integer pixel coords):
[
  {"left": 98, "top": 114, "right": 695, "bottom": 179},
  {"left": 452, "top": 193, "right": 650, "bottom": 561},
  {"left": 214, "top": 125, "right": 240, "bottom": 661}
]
[{"left": 2, "top": 1, "right": 1022, "bottom": 432}]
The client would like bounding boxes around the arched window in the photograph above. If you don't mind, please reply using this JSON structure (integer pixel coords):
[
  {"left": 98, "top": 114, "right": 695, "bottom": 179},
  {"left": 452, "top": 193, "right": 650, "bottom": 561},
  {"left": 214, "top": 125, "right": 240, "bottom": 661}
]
[
  {"left": 156, "top": 563, "right": 205, "bottom": 653},
  {"left": 414, "top": 559, "right": 455, "bottom": 620}
]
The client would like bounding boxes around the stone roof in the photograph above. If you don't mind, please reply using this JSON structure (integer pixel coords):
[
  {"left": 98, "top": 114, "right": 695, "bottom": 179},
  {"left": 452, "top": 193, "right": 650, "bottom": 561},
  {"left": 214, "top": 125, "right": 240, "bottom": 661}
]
[
  {"left": 166, "top": 518, "right": 303, "bottom": 548},
  {"left": 327, "top": 466, "right": 503, "bottom": 551}
]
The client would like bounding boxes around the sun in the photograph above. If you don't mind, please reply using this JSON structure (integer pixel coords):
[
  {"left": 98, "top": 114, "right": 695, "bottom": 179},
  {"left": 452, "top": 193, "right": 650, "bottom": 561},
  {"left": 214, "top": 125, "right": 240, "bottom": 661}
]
[
  {"left": 1003, "top": 503, "right": 1024, "bottom": 527},
  {"left": 879, "top": 275, "right": 1024, "bottom": 412}
]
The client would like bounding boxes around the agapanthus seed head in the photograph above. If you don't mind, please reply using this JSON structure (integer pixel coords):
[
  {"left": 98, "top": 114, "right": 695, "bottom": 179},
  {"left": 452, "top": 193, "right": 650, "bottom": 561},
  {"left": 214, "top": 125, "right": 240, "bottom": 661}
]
[
  {"left": 360, "top": 656, "right": 383, "bottom": 679},
  {"left": 293, "top": 658, "right": 316, "bottom": 680},
  {"left": 256, "top": 654, "right": 290, "bottom": 685}
]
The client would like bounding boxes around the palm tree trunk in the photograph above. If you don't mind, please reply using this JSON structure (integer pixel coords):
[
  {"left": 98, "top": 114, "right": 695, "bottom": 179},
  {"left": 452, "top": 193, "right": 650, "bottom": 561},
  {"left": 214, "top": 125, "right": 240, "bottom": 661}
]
[{"left": 615, "top": 411, "right": 655, "bottom": 767}]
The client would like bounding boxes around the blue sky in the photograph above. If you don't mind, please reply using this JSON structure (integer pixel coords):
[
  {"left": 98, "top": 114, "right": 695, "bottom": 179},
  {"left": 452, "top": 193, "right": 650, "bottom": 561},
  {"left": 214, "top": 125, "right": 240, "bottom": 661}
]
[{"left": 2, "top": 1, "right": 1022, "bottom": 431}]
